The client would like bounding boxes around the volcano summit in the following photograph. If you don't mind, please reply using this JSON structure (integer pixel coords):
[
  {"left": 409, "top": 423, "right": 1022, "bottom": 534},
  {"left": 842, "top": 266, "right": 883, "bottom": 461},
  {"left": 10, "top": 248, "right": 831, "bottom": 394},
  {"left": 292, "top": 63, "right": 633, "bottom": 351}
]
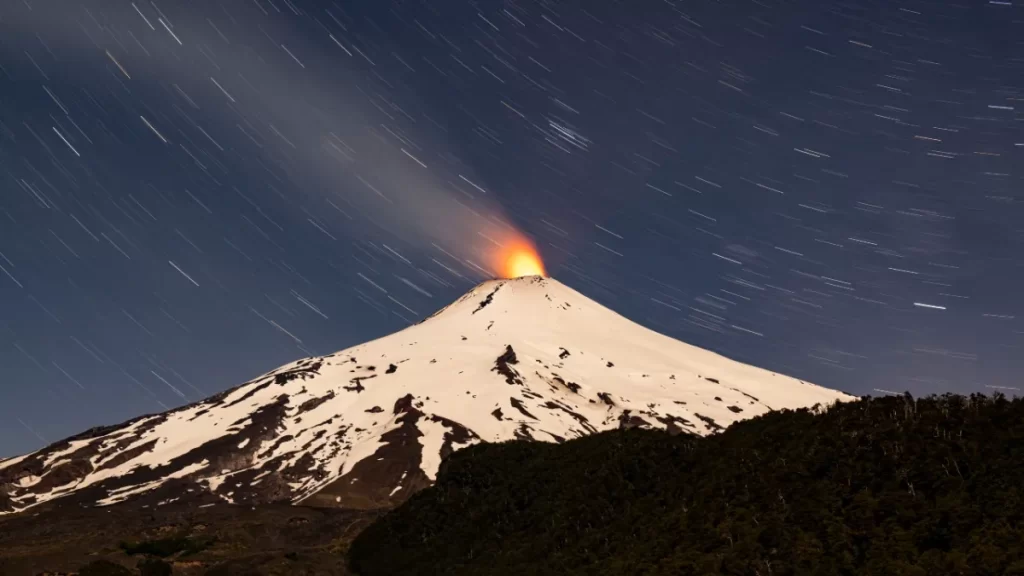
[{"left": 0, "top": 276, "right": 853, "bottom": 515}]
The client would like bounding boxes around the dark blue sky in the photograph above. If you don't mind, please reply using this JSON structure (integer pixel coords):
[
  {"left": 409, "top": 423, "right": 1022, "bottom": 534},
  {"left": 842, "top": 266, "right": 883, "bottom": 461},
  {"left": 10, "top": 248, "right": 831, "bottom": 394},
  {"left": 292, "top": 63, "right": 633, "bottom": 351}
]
[{"left": 2, "top": 0, "right": 1022, "bottom": 457}]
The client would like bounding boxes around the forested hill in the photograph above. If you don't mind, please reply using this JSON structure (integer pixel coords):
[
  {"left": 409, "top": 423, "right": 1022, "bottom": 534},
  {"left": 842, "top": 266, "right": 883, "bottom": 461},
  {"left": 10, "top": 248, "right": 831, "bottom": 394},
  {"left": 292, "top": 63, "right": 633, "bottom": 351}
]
[{"left": 349, "top": 393, "right": 1024, "bottom": 576}]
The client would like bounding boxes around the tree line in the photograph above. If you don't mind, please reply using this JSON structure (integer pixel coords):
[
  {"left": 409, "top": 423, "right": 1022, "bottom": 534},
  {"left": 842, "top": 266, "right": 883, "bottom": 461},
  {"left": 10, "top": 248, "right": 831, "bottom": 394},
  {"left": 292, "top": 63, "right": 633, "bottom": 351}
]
[{"left": 349, "top": 393, "right": 1024, "bottom": 575}]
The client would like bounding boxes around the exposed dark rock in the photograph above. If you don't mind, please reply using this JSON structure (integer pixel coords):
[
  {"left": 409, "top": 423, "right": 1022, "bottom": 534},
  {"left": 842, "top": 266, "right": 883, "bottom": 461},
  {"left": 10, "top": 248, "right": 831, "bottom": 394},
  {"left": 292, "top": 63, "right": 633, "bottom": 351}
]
[
  {"left": 385, "top": 364, "right": 397, "bottom": 374},
  {"left": 95, "top": 439, "right": 159, "bottom": 473},
  {"left": 471, "top": 285, "right": 501, "bottom": 314},
  {"left": 694, "top": 413, "right": 723, "bottom": 432},
  {"left": 31, "top": 459, "right": 94, "bottom": 494},
  {"left": 296, "top": 391, "right": 334, "bottom": 415},
  {"left": 279, "top": 453, "right": 323, "bottom": 486},
  {"left": 426, "top": 415, "right": 480, "bottom": 462},
  {"left": 189, "top": 409, "right": 210, "bottom": 420},
  {"left": 513, "top": 424, "right": 536, "bottom": 441},
  {"left": 258, "top": 435, "right": 295, "bottom": 459},
  {"left": 299, "top": 430, "right": 328, "bottom": 452},
  {"left": 542, "top": 401, "right": 597, "bottom": 433},
  {"left": 66, "top": 420, "right": 149, "bottom": 443},
  {"left": 222, "top": 380, "right": 275, "bottom": 408},
  {"left": 509, "top": 398, "right": 538, "bottom": 420},
  {"left": 597, "top": 392, "right": 615, "bottom": 406},
  {"left": 492, "top": 345, "right": 523, "bottom": 385},
  {"left": 551, "top": 375, "right": 581, "bottom": 394},
  {"left": 735, "top": 389, "right": 762, "bottom": 403},
  {"left": 558, "top": 348, "right": 570, "bottom": 359},
  {"left": 617, "top": 411, "right": 650, "bottom": 430},
  {"left": 728, "top": 406, "right": 744, "bottom": 413},
  {"left": 655, "top": 414, "right": 695, "bottom": 435},
  {"left": 344, "top": 375, "right": 376, "bottom": 393},
  {"left": 392, "top": 394, "right": 416, "bottom": 415},
  {"left": 272, "top": 362, "right": 323, "bottom": 386}
]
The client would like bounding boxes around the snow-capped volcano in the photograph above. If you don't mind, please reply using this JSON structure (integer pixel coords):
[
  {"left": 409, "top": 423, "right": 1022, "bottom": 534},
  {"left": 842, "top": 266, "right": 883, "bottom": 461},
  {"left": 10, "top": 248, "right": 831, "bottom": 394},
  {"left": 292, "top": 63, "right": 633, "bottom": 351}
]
[{"left": 0, "top": 276, "right": 853, "bottom": 515}]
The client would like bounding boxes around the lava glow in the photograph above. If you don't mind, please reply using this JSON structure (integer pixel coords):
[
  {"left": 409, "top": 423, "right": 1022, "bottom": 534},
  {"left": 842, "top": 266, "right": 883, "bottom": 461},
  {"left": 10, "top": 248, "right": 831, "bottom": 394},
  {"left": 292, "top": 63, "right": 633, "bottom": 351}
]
[{"left": 494, "top": 238, "right": 546, "bottom": 278}]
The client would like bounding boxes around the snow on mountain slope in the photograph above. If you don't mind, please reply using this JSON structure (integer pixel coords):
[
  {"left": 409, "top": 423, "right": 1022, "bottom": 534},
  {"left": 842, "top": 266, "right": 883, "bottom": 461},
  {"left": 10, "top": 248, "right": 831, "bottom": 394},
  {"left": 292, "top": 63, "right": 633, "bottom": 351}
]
[{"left": 0, "top": 276, "right": 854, "bottom": 515}]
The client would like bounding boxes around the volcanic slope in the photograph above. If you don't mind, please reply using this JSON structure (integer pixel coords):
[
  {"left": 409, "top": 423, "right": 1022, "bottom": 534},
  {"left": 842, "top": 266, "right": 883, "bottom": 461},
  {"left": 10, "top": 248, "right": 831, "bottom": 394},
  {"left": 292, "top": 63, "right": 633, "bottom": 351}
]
[{"left": 0, "top": 276, "right": 854, "bottom": 515}]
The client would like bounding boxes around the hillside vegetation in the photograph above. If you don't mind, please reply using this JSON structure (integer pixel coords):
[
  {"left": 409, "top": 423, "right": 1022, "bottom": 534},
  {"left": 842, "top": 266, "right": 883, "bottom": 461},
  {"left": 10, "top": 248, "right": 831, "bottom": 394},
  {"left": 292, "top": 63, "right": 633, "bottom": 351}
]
[
  {"left": 349, "top": 393, "right": 1024, "bottom": 576},
  {"left": 0, "top": 501, "right": 379, "bottom": 575}
]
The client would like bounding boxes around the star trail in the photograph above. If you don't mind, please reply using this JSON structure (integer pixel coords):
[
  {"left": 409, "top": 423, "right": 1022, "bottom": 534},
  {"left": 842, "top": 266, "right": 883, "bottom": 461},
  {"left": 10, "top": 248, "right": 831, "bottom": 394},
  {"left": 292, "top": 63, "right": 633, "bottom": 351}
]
[{"left": 1, "top": 0, "right": 1023, "bottom": 457}]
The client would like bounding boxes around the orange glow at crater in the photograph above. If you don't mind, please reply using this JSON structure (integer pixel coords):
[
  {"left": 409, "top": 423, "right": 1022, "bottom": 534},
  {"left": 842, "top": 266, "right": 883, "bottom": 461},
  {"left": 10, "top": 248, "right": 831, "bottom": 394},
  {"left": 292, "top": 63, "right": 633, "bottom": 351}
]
[{"left": 493, "top": 237, "right": 546, "bottom": 279}]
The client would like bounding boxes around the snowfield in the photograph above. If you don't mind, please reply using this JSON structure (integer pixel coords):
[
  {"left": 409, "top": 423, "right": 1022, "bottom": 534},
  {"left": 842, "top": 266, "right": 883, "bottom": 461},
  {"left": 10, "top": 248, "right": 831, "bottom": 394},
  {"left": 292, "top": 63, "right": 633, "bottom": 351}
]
[{"left": 0, "top": 276, "right": 854, "bottom": 515}]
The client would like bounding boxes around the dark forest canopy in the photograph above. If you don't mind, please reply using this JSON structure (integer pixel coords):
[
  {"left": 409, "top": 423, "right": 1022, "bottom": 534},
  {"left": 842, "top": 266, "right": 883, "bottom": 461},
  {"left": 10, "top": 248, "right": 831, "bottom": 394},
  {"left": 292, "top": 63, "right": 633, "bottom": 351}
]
[{"left": 349, "top": 393, "right": 1024, "bottom": 576}]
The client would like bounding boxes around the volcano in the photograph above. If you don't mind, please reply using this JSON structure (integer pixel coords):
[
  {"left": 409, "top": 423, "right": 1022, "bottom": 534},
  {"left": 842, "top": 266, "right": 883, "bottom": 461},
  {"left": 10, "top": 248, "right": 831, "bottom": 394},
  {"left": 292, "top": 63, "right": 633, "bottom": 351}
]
[{"left": 0, "top": 276, "right": 853, "bottom": 515}]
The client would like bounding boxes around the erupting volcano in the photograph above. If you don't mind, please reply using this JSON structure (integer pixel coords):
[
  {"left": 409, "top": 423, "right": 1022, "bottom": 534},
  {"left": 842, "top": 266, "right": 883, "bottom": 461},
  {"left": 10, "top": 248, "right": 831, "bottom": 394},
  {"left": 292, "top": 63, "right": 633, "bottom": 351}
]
[{"left": 0, "top": 276, "right": 852, "bottom": 517}]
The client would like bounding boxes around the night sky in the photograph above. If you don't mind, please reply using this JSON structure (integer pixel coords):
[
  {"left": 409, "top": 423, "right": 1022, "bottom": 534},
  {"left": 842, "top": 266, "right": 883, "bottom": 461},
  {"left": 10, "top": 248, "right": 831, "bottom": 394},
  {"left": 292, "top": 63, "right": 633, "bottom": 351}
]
[{"left": 2, "top": 0, "right": 1023, "bottom": 458}]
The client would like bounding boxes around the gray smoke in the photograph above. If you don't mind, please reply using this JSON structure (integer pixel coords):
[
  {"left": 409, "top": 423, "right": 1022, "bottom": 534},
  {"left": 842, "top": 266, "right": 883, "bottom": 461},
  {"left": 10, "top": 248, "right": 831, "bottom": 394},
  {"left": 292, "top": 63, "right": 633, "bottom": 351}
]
[{"left": 2, "top": 0, "right": 525, "bottom": 277}]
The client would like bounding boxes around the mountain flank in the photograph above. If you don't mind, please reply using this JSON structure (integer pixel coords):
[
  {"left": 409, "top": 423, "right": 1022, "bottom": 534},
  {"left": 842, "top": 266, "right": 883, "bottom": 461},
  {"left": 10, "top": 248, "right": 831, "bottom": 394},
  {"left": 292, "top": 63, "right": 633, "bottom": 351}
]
[{"left": 1, "top": 276, "right": 851, "bottom": 516}]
